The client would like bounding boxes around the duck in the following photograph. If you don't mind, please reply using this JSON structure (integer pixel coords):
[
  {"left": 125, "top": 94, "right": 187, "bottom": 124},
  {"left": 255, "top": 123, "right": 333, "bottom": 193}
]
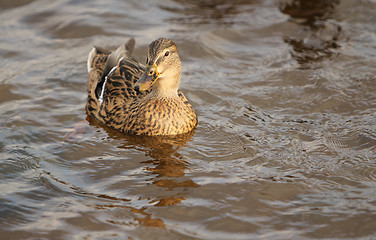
[{"left": 86, "top": 38, "right": 198, "bottom": 136}]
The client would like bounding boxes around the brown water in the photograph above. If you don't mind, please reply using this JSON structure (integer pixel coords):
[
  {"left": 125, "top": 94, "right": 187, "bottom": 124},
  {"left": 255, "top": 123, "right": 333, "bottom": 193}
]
[{"left": 1, "top": 0, "right": 376, "bottom": 239}]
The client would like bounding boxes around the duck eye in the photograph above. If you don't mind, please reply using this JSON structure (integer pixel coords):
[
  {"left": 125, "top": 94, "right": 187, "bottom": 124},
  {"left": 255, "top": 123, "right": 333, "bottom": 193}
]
[{"left": 164, "top": 51, "right": 169, "bottom": 57}]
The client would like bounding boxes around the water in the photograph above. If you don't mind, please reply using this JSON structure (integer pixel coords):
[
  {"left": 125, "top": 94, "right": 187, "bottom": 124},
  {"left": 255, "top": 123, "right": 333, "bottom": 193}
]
[{"left": 1, "top": 0, "right": 376, "bottom": 239}]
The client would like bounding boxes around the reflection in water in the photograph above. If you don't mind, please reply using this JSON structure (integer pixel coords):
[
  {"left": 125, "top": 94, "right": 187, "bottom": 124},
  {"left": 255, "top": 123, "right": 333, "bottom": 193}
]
[
  {"left": 80, "top": 117, "right": 198, "bottom": 227},
  {"left": 279, "top": 0, "right": 342, "bottom": 65},
  {"left": 96, "top": 204, "right": 166, "bottom": 228},
  {"left": 162, "top": 0, "right": 255, "bottom": 26},
  {"left": 280, "top": 0, "right": 339, "bottom": 25}
]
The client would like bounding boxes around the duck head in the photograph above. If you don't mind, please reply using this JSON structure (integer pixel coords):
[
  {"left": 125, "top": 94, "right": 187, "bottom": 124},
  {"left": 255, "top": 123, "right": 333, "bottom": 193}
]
[{"left": 134, "top": 38, "right": 182, "bottom": 95}]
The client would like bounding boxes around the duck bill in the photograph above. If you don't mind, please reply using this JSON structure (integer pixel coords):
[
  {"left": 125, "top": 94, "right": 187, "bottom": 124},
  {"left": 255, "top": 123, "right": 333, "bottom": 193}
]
[{"left": 134, "top": 64, "right": 160, "bottom": 91}]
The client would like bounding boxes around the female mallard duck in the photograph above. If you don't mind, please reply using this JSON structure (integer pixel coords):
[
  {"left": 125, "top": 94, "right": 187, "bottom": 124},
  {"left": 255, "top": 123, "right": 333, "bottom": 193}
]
[{"left": 86, "top": 38, "right": 198, "bottom": 136}]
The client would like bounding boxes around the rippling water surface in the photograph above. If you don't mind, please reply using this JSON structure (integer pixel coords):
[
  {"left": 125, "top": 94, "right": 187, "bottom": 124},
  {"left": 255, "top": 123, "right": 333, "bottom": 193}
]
[{"left": 1, "top": 0, "right": 376, "bottom": 239}]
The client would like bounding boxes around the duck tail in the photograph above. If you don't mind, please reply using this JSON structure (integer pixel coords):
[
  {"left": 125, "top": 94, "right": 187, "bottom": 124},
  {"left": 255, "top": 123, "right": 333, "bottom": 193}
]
[
  {"left": 92, "top": 38, "right": 136, "bottom": 99},
  {"left": 87, "top": 46, "right": 111, "bottom": 73},
  {"left": 86, "top": 46, "right": 108, "bottom": 94},
  {"left": 125, "top": 37, "right": 135, "bottom": 56},
  {"left": 87, "top": 47, "right": 97, "bottom": 73},
  {"left": 102, "top": 38, "right": 136, "bottom": 79}
]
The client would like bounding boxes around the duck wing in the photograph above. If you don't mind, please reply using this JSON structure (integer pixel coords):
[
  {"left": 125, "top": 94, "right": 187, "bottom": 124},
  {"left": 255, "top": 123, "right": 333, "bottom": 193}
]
[{"left": 86, "top": 38, "right": 147, "bottom": 123}]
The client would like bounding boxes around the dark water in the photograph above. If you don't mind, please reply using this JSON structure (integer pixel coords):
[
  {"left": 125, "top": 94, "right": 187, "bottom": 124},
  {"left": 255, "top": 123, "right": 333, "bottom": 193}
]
[{"left": 1, "top": 0, "right": 376, "bottom": 239}]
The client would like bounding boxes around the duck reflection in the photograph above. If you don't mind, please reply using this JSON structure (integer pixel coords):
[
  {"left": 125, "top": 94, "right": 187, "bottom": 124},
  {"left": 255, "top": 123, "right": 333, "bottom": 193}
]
[
  {"left": 62, "top": 117, "right": 198, "bottom": 228},
  {"left": 98, "top": 121, "right": 198, "bottom": 226},
  {"left": 117, "top": 131, "right": 199, "bottom": 192},
  {"left": 279, "top": 0, "right": 342, "bottom": 65}
]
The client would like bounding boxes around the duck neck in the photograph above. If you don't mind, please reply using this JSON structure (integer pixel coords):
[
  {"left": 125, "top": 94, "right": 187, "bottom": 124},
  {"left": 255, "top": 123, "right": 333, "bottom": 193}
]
[
  {"left": 150, "top": 87, "right": 179, "bottom": 99},
  {"left": 151, "top": 74, "right": 180, "bottom": 99}
]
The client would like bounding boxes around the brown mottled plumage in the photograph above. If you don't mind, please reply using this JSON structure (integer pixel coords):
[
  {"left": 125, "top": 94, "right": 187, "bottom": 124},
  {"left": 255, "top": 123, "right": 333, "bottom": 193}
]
[{"left": 86, "top": 38, "right": 198, "bottom": 136}]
